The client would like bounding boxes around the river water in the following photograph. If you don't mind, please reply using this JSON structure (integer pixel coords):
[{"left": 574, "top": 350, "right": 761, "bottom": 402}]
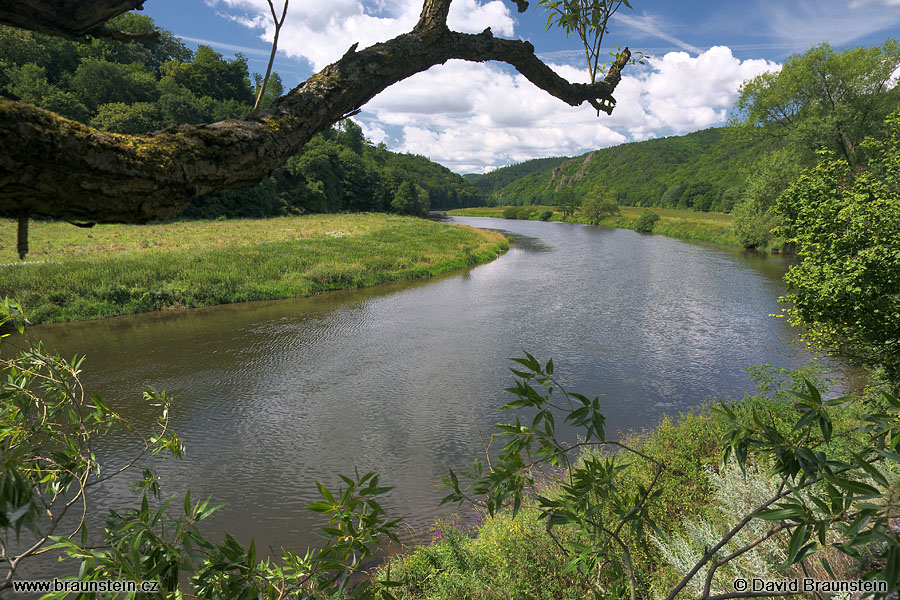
[{"left": 7, "top": 216, "right": 844, "bottom": 574}]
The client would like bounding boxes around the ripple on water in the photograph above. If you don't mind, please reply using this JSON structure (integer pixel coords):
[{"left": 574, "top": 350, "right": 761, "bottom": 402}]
[{"left": 21, "top": 217, "right": 844, "bottom": 562}]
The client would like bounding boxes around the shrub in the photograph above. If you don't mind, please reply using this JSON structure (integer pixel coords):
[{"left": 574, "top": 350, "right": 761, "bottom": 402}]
[{"left": 635, "top": 208, "right": 660, "bottom": 232}]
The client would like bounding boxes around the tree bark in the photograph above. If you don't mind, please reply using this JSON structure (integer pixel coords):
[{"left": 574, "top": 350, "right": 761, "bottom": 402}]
[
  {"left": 0, "top": 0, "right": 157, "bottom": 40},
  {"left": 0, "top": 0, "right": 629, "bottom": 224}
]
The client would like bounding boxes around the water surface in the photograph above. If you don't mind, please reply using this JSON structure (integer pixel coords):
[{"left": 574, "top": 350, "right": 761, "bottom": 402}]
[{"left": 11, "top": 217, "right": 839, "bottom": 568}]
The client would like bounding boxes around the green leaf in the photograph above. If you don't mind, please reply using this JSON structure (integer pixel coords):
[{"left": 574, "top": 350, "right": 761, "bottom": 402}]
[
  {"left": 756, "top": 507, "right": 803, "bottom": 521},
  {"left": 850, "top": 452, "right": 889, "bottom": 487},
  {"left": 315, "top": 480, "right": 336, "bottom": 504},
  {"left": 786, "top": 524, "right": 812, "bottom": 565},
  {"left": 824, "top": 475, "right": 880, "bottom": 498}
]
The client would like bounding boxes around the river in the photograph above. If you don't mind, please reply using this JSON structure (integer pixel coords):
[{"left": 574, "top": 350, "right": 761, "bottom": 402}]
[{"left": 5, "top": 216, "right": 846, "bottom": 578}]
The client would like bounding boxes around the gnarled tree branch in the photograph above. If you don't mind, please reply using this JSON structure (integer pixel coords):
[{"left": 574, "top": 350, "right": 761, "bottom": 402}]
[
  {"left": 0, "top": 0, "right": 629, "bottom": 224},
  {"left": 0, "top": 0, "right": 158, "bottom": 41}
]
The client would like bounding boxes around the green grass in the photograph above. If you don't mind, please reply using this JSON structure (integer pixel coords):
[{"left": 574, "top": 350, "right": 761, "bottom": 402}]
[
  {"left": 0, "top": 214, "right": 509, "bottom": 324},
  {"left": 446, "top": 205, "right": 739, "bottom": 246}
]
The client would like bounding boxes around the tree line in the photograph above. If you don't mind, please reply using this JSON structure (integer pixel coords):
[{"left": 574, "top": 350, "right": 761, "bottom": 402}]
[{"left": 0, "top": 14, "right": 486, "bottom": 219}]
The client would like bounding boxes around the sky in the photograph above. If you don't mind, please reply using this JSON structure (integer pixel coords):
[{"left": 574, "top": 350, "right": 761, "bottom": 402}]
[{"left": 141, "top": 0, "right": 900, "bottom": 173}]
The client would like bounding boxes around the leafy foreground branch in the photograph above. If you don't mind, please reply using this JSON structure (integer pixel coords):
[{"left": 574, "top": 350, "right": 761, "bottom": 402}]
[
  {"left": 0, "top": 300, "right": 403, "bottom": 599},
  {"left": 2, "top": 295, "right": 899, "bottom": 598},
  {"left": 434, "top": 353, "right": 900, "bottom": 599}
]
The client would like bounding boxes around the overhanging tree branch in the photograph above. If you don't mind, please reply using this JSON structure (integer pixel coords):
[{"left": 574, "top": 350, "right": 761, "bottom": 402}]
[
  {"left": 0, "top": 0, "right": 158, "bottom": 41},
  {"left": 0, "top": 0, "right": 629, "bottom": 224}
]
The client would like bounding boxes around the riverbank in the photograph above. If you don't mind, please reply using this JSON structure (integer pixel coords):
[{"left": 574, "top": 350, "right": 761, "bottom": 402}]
[
  {"left": 446, "top": 205, "right": 739, "bottom": 247},
  {"left": 376, "top": 364, "right": 866, "bottom": 599},
  {"left": 0, "top": 213, "right": 509, "bottom": 324}
]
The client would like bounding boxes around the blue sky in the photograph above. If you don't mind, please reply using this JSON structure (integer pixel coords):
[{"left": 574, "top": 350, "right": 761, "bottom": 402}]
[{"left": 141, "top": 0, "right": 900, "bottom": 172}]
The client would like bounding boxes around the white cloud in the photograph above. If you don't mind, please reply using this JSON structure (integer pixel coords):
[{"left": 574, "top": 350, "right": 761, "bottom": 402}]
[
  {"left": 447, "top": 0, "right": 515, "bottom": 36},
  {"left": 175, "top": 35, "right": 271, "bottom": 57},
  {"left": 208, "top": 1, "right": 781, "bottom": 172},
  {"left": 358, "top": 121, "right": 389, "bottom": 145},
  {"left": 359, "top": 46, "right": 778, "bottom": 172},
  {"left": 206, "top": 0, "right": 515, "bottom": 71},
  {"left": 759, "top": 0, "right": 900, "bottom": 50},
  {"left": 848, "top": 0, "right": 900, "bottom": 7}
]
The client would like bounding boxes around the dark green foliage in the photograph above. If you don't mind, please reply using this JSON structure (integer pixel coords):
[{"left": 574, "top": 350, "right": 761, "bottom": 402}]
[
  {"left": 467, "top": 156, "right": 570, "bottom": 198},
  {"left": 71, "top": 58, "right": 160, "bottom": 110},
  {"left": 502, "top": 206, "right": 534, "bottom": 219},
  {"left": 90, "top": 101, "right": 163, "bottom": 133},
  {"left": 161, "top": 45, "right": 253, "bottom": 104},
  {"left": 634, "top": 208, "right": 659, "bottom": 232},
  {"left": 538, "top": 210, "right": 553, "bottom": 221},
  {"left": 776, "top": 110, "right": 900, "bottom": 383},
  {"left": 581, "top": 195, "right": 618, "bottom": 224},
  {"left": 391, "top": 181, "right": 430, "bottom": 217}
]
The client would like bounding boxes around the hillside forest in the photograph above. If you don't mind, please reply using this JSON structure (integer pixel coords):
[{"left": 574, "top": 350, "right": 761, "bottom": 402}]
[{"left": 468, "top": 40, "right": 900, "bottom": 249}]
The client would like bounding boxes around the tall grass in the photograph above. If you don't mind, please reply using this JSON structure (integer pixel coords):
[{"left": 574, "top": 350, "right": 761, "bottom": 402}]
[{"left": 0, "top": 214, "right": 509, "bottom": 324}]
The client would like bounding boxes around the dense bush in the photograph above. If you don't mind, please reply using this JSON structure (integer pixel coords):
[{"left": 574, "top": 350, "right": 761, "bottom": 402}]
[{"left": 635, "top": 209, "right": 660, "bottom": 232}]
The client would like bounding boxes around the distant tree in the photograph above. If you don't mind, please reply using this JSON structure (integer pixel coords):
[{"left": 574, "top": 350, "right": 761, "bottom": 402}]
[
  {"left": 391, "top": 180, "right": 429, "bottom": 217},
  {"left": 730, "top": 200, "right": 778, "bottom": 249},
  {"left": 3, "top": 62, "right": 89, "bottom": 122},
  {"left": 161, "top": 45, "right": 254, "bottom": 104},
  {"left": 581, "top": 195, "right": 618, "bottom": 224},
  {"left": 634, "top": 208, "right": 659, "bottom": 232},
  {"left": 337, "top": 119, "right": 366, "bottom": 155},
  {"left": 733, "top": 40, "right": 900, "bottom": 168},
  {"left": 731, "top": 147, "right": 803, "bottom": 248},
  {"left": 681, "top": 181, "right": 717, "bottom": 211},
  {"left": 659, "top": 184, "right": 683, "bottom": 208},
  {"left": 252, "top": 71, "right": 284, "bottom": 110},
  {"left": 90, "top": 101, "right": 163, "bottom": 133},
  {"left": 157, "top": 77, "right": 205, "bottom": 124},
  {"left": 70, "top": 58, "right": 159, "bottom": 110},
  {"left": 558, "top": 188, "right": 581, "bottom": 220}
]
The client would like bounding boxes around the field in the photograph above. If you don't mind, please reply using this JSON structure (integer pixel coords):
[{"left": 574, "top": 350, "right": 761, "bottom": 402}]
[
  {"left": 0, "top": 213, "right": 509, "bottom": 324},
  {"left": 445, "top": 205, "right": 739, "bottom": 246}
]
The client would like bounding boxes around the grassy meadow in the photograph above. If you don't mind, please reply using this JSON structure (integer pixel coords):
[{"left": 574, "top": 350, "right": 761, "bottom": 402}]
[
  {"left": 446, "top": 205, "right": 739, "bottom": 247},
  {"left": 0, "top": 214, "right": 509, "bottom": 324}
]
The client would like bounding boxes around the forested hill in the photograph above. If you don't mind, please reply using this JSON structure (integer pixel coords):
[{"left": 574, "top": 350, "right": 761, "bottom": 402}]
[
  {"left": 468, "top": 156, "right": 571, "bottom": 196},
  {"left": 0, "top": 16, "right": 484, "bottom": 219},
  {"left": 469, "top": 127, "right": 766, "bottom": 212}
]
